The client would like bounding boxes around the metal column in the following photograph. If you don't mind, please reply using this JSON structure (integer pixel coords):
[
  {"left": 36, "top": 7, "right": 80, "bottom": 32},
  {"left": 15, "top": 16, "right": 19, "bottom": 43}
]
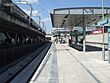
[
  {"left": 102, "top": 25, "right": 105, "bottom": 61},
  {"left": 83, "top": 10, "right": 86, "bottom": 52},
  {"left": 83, "top": 27, "right": 86, "bottom": 52},
  {"left": 108, "top": 29, "right": 110, "bottom": 63},
  {"left": 108, "top": 51, "right": 110, "bottom": 63},
  {"left": 102, "top": 0, "right": 105, "bottom": 61}
]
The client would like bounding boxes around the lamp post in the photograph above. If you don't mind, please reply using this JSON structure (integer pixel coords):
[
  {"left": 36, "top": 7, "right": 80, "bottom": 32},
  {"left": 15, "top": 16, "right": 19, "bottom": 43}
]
[
  {"left": 31, "top": 12, "right": 41, "bottom": 26},
  {"left": 41, "top": 21, "right": 45, "bottom": 30},
  {"left": 42, "top": 22, "right": 44, "bottom": 29},
  {"left": 16, "top": 1, "right": 33, "bottom": 27},
  {"left": 3, "top": 1, "right": 33, "bottom": 27},
  {"left": 37, "top": 16, "right": 41, "bottom": 26},
  {"left": 41, "top": 21, "right": 47, "bottom": 33},
  {"left": 102, "top": 0, "right": 105, "bottom": 61}
]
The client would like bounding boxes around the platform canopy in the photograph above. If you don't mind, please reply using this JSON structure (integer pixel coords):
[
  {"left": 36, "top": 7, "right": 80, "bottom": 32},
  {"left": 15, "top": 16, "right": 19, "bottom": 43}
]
[{"left": 50, "top": 7, "right": 110, "bottom": 28}]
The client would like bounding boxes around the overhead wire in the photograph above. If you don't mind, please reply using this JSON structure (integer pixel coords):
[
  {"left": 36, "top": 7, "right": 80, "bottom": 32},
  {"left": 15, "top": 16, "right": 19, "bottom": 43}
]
[
  {"left": 12, "top": 0, "right": 50, "bottom": 30},
  {"left": 12, "top": 0, "right": 47, "bottom": 15},
  {"left": 40, "top": 0, "right": 52, "bottom": 10},
  {"left": 48, "top": 0, "right": 56, "bottom": 8},
  {"left": 31, "top": 0, "right": 53, "bottom": 30},
  {"left": 50, "top": 0, "right": 58, "bottom": 8},
  {"left": 32, "top": 0, "right": 51, "bottom": 17}
]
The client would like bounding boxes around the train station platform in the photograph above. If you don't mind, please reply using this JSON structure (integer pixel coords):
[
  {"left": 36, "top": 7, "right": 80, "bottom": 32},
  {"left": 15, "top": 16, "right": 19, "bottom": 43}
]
[{"left": 30, "top": 43, "right": 110, "bottom": 83}]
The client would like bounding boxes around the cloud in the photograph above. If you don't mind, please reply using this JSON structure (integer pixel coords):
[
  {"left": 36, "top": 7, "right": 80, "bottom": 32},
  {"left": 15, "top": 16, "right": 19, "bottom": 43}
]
[
  {"left": 32, "top": 10, "right": 41, "bottom": 16},
  {"left": 12, "top": 0, "right": 39, "bottom": 4},
  {"left": 22, "top": 9, "right": 40, "bottom": 16},
  {"left": 41, "top": 18, "right": 51, "bottom": 23},
  {"left": 20, "top": 0, "right": 39, "bottom": 4}
]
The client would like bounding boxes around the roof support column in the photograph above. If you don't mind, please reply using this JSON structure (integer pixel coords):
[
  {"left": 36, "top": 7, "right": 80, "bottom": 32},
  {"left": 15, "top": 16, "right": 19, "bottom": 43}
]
[
  {"left": 83, "top": 25, "right": 86, "bottom": 52},
  {"left": 83, "top": 9, "right": 86, "bottom": 52}
]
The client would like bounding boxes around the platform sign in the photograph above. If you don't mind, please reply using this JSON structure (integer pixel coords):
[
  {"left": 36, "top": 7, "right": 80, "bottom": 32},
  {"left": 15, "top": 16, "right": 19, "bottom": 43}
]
[
  {"left": 108, "top": 28, "right": 110, "bottom": 33},
  {"left": 108, "top": 28, "right": 110, "bottom": 63},
  {"left": 108, "top": 28, "right": 110, "bottom": 50},
  {"left": 98, "top": 19, "right": 108, "bottom": 26}
]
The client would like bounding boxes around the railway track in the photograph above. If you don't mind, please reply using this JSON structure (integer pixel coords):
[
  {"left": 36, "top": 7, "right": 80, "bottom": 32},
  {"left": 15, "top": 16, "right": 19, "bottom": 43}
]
[{"left": 0, "top": 42, "right": 51, "bottom": 83}]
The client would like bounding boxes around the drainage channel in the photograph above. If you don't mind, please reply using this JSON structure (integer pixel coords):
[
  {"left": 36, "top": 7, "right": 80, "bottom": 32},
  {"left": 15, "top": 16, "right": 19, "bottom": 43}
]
[{"left": 49, "top": 45, "right": 59, "bottom": 83}]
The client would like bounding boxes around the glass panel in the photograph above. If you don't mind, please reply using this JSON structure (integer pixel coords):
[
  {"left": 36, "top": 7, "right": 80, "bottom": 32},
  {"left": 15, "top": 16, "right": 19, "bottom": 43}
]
[
  {"left": 55, "top": 9, "right": 69, "bottom": 14},
  {"left": 94, "top": 9, "right": 106, "bottom": 14},
  {"left": 70, "top": 9, "right": 82, "bottom": 14},
  {"left": 94, "top": 9, "right": 102, "bottom": 14}
]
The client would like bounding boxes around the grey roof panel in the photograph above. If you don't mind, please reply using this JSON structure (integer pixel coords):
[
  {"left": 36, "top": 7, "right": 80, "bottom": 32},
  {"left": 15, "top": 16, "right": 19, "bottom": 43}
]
[{"left": 51, "top": 7, "right": 110, "bottom": 28}]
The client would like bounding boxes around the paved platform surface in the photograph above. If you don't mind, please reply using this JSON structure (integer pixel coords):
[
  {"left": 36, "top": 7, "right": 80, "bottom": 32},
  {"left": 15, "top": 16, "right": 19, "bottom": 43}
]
[{"left": 30, "top": 43, "right": 110, "bottom": 83}]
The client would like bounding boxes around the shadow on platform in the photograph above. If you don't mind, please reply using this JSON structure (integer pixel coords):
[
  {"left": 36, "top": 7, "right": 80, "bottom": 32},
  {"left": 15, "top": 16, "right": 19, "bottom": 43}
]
[{"left": 70, "top": 44, "right": 108, "bottom": 52}]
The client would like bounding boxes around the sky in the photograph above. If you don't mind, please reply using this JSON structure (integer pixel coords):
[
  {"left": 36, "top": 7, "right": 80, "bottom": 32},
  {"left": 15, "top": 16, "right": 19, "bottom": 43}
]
[{"left": 12, "top": 0, "right": 110, "bottom": 33}]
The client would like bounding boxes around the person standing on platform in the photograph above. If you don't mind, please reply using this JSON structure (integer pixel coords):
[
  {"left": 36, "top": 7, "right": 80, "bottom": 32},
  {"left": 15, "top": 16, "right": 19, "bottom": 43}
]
[
  {"left": 69, "top": 36, "right": 72, "bottom": 45},
  {"left": 54, "top": 37, "right": 58, "bottom": 44}
]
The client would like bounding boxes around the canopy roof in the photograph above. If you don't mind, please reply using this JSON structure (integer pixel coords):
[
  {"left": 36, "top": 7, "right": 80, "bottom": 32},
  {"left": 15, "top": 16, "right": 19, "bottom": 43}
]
[{"left": 51, "top": 7, "right": 110, "bottom": 28}]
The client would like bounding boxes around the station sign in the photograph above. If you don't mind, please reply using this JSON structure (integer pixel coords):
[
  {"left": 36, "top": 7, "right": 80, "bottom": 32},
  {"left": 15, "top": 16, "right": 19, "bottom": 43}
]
[{"left": 97, "top": 19, "right": 108, "bottom": 26}]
